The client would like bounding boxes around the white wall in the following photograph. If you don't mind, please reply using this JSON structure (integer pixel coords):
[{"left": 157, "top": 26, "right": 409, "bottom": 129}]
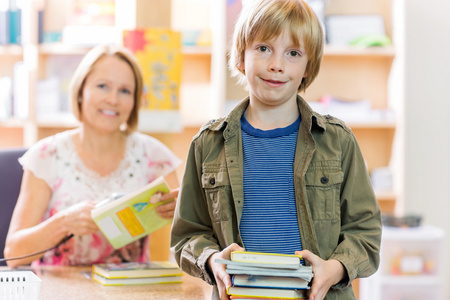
[{"left": 402, "top": 0, "right": 450, "bottom": 298}]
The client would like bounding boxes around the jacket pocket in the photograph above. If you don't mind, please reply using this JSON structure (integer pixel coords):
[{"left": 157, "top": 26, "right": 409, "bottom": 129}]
[
  {"left": 202, "top": 171, "right": 233, "bottom": 222},
  {"left": 305, "top": 166, "right": 344, "bottom": 221}
]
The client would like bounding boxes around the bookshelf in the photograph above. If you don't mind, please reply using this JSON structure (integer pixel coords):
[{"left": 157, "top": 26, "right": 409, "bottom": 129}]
[{"left": 0, "top": 0, "right": 400, "bottom": 269}]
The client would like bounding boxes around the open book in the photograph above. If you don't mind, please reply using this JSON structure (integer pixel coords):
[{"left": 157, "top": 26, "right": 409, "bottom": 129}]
[{"left": 91, "top": 176, "right": 173, "bottom": 249}]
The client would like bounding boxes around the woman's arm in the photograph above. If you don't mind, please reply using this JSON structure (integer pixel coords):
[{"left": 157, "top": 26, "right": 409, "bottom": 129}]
[{"left": 4, "top": 169, "right": 97, "bottom": 267}]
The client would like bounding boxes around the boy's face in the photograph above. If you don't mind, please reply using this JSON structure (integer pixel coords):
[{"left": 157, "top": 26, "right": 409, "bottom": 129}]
[{"left": 240, "top": 30, "right": 308, "bottom": 108}]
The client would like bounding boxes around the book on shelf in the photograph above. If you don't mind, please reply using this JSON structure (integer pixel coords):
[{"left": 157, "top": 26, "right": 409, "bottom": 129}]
[
  {"left": 232, "top": 274, "right": 310, "bottom": 290},
  {"left": 91, "top": 176, "right": 173, "bottom": 249},
  {"left": 92, "top": 261, "right": 184, "bottom": 279},
  {"left": 92, "top": 272, "right": 182, "bottom": 286},
  {"left": 0, "top": 0, "right": 10, "bottom": 45},
  {"left": 123, "top": 28, "right": 183, "bottom": 132},
  {"left": 227, "top": 286, "right": 307, "bottom": 299},
  {"left": 8, "top": 0, "right": 21, "bottom": 45}
]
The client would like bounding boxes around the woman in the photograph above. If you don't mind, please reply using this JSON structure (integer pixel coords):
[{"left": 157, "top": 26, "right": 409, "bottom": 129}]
[{"left": 4, "top": 45, "right": 182, "bottom": 267}]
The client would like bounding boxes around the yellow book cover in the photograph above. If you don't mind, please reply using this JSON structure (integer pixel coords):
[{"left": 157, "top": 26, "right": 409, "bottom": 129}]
[
  {"left": 91, "top": 176, "right": 172, "bottom": 249},
  {"left": 227, "top": 286, "right": 307, "bottom": 299},
  {"left": 123, "top": 28, "right": 181, "bottom": 111}
]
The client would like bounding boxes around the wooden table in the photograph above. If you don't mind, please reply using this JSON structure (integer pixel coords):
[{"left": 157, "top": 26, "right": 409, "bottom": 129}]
[{"left": 1, "top": 266, "right": 212, "bottom": 299}]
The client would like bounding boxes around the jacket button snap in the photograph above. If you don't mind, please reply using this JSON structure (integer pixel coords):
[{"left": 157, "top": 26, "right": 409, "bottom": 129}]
[
  {"left": 320, "top": 176, "right": 329, "bottom": 184},
  {"left": 209, "top": 178, "right": 216, "bottom": 185}
]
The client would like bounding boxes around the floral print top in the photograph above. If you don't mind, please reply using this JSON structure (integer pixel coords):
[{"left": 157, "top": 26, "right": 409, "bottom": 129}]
[{"left": 19, "top": 129, "right": 182, "bottom": 266}]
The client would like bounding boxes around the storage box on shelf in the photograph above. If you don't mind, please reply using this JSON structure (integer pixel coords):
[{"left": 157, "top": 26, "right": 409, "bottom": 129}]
[{"left": 360, "top": 225, "right": 445, "bottom": 300}]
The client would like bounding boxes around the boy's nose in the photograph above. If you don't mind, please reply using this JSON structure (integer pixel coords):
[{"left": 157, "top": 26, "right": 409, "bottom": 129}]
[{"left": 268, "top": 56, "right": 284, "bottom": 73}]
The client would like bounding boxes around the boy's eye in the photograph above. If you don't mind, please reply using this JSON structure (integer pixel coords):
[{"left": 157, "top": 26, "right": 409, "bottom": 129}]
[
  {"left": 288, "top": 50, "right": 301, "bottom": 57},
  {"left": 258, "top": 45, "right": 269, "bottom": 52},
  {"left": 98, "top": 83, "right": 106, "bottom": 89},
  {"left": 120, "top": 88, "right": 131, "bottom": 95}
]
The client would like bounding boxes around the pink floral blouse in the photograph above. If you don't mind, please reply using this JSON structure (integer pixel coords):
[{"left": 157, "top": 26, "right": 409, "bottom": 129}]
[{"left": 19, "top": 130, "right": 182, "bottom": 266}]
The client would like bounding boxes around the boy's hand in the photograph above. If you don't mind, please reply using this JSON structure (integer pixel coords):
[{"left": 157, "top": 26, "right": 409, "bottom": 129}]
[
  {"left": 154, "top": 188, "right": 179, "bottom": 219},
  {"left": 295, "top": 250, "right": 345, "bottom": 300},
  {"left": 208, "top": 243, "right": 245, "bottom": 300}
]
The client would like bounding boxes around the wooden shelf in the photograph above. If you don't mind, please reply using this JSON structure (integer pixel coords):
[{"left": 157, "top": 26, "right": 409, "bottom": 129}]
[
  {"left": 0, "top": 118, "right": 26, "bottom": 128},
  {"left": 324, "top": 45, "right": 396, "bottom": 57},
  {"left": 375, "top": 190, "right": 396, "bottom": 202},
  {"left": 35, "top": 113, "right": 79, "bottom": 128},
  {"left": 182, "top": 46, "right": 211, "bottom": 55},
  {"left": 347, "top": 120, "right": 396, "bottom": 129},
  {"left": 0, "top": 45, "right": 23, "bottom": 56},
  {"left": 38, "top": 43, "right": 92, "bottom": 55}
]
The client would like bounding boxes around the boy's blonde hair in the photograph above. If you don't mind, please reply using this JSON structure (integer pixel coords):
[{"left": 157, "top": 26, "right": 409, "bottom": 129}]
[
  {"left": 229, "top": 0, "right": 324, "bottom": 92},
  {"left": 69, "top": 44, "right": 144, "bottom": 132}
]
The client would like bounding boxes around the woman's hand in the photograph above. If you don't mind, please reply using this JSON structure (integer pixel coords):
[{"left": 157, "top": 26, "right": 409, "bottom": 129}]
[
  {"left": 154, "top": 188, "right": 179, "bottom": 219},
  {"left": 60, "top": 201, "right": 99, "bottom": 236},
  {"left": 208, "top": 243, "right": 245, "bottom": 300},
  {"left": 296, "top": 250, "right": 346, "bottom": 300}
]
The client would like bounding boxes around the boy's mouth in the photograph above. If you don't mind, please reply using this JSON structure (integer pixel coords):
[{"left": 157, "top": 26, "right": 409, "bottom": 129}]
[{"left": 263, "top": 78, "right": 286, "bottom": 86}]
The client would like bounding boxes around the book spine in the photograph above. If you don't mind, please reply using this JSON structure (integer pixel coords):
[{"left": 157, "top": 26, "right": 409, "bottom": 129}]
[
  {"left": 0, "top": 6, "right": 9, "bottom": 44},
  {"left": 8, "top": 5, "right": 20, "bottom": 44}
]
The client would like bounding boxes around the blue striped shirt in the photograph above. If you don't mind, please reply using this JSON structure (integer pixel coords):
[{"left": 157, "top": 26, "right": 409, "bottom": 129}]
[{"left": 239, "top": 114, "right": 303, "bottom": 255}]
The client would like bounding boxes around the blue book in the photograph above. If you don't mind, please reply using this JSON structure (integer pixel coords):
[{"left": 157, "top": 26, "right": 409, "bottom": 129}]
[{"left": 8, "top": 0, "right": 20, "bottom": 44}]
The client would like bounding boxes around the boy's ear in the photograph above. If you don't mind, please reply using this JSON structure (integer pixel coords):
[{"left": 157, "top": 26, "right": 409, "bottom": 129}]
[{"left": 239, "top": 59, "right": 245, "bottom": 73}]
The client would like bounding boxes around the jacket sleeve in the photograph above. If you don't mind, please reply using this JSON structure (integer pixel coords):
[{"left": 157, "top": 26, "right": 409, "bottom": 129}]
[
  {"left": 330, "top": 130, "right": 382, "bottom": 287},
  {"left": 170, "top": 134, "right": 219, "bottom": 285}
]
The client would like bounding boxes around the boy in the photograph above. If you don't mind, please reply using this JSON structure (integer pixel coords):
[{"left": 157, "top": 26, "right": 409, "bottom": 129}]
[{"left": 171, "top": 0, "right": 382, "bottom": 299}]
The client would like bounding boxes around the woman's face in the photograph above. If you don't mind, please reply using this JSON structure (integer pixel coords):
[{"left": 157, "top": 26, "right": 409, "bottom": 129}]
[{"left": 80, "top": 55, "right": 136, "bottom": 133}]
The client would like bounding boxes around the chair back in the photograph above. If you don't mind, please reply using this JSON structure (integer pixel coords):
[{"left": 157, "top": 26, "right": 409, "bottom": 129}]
[{"left": 0, "top": 148, "right": 26, "bottom": 266}]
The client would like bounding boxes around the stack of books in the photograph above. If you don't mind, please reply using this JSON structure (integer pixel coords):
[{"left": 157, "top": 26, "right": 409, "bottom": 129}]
[
  {"left": 92, "top": 261, "right": 184, "bottom": 286},
  {"left": 216, "top": 251, "right": 313, "bottom": 299}
]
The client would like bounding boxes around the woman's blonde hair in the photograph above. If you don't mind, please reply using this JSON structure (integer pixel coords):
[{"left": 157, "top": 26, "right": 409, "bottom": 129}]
[
  {"left": 69, "top": 44, "right": 144, "bottom": 132},
  {"left": 229, "top": 0, "right": 324, "bottom": 92}
]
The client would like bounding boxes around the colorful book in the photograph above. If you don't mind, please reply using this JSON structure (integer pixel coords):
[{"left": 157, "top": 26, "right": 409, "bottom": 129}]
[
  {"left": 232, "top": 274, "right": 310, "bottom": 290},
  {"left": 231, "top": 251, "right": 302, "bottom": 268},
  {"left": 91, "top": 176, "right": 173, "bottom": 249},
  {"left": 227, "top": 286, "right": 307, "bottom": 299},
  {"left": 92, "top": 261, "right": 184, "bottom": 279},
  {"left": 92, "top": 272, "right": 182, "bottom": 286},
  {"left": 123, "top": 28, "right": 182, "bottom": 111}
]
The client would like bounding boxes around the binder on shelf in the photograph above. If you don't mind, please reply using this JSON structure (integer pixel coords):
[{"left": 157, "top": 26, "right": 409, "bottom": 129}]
[
  {"left": 9, "top": 0, "right": 21, "bottom": 45},
  {"left": 0, "top": 0, "right": 9, "bottom": 45}
]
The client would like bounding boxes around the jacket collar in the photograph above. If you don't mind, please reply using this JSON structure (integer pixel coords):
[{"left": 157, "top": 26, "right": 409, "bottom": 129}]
[{"left": 211, "top": 95, "right": 326, "bottom": 138}]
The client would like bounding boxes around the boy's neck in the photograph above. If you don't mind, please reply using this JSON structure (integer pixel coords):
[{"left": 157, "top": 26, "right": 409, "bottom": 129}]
[{"left": 245, "top": 100, "right": 299, "bottom": 130}]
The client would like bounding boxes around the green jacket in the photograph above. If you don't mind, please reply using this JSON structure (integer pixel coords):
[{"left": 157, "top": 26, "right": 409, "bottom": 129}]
[{"left": 171, "top": 96, "right": 382, "bottom": 299}]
